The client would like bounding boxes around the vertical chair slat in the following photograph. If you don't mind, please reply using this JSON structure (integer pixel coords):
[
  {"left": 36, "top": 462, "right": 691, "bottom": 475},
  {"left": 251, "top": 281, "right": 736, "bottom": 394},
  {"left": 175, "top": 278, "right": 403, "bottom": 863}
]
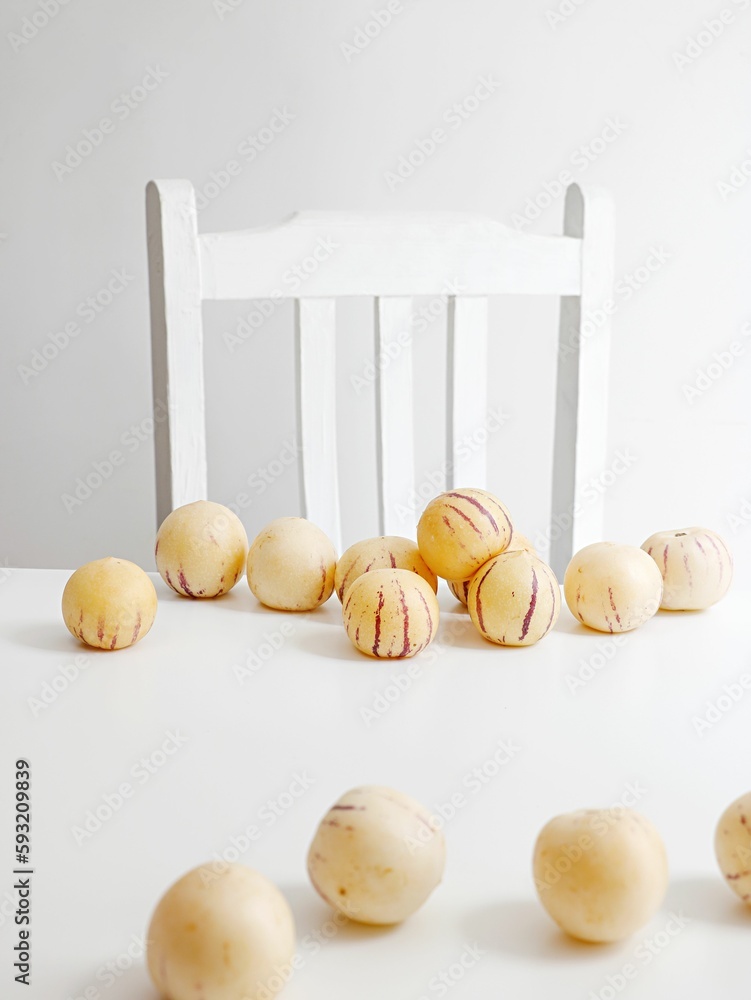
[
  {"left": 146, "top": 179, "right": 207, "bottom": 528},
  {"left": 446, "top": 296, "right": 489, "bottom": 490},
  {"left": 374, "top": 296, "right": 416, "bottom": 536},
  {"left": 295, "top": 298, "right": 342, "bottom": 553},
  {"left": 551, "top": 184, "right": 615, "bottom": 578}
]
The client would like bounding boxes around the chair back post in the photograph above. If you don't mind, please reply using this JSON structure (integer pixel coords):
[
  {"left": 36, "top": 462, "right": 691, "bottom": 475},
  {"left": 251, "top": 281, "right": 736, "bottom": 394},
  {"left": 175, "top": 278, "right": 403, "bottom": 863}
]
[
  {"left": 551, "top": 183, "right": 615, "bottom": 578},
  {"left": 146, "top": 179, "right": 207, "bottom": 528}
]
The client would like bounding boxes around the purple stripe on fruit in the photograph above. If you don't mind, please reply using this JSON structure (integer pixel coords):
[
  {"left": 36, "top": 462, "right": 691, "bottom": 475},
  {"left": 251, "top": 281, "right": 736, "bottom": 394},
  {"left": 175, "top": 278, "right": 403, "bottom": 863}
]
[
  {"left": 446, "top": 504, "right": 483, "bottom": 539},
  {"left": 446, "top": 491, "right": 499, "bottom": 533},
  {"left": 519, "top": 567, "right": 538, "bottom": 641}
]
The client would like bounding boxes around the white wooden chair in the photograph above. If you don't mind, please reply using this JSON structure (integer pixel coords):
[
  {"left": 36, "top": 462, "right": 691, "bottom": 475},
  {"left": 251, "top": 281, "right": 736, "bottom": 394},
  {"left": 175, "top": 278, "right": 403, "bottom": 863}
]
[{"left": 146, "top": 180, "right": 614, "bottom": 577}]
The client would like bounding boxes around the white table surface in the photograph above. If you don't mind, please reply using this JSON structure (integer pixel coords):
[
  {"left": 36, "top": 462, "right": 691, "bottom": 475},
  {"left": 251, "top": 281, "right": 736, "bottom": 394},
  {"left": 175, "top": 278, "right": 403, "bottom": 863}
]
[{"left": 1, "top": 568, "right": 750, "bottom": 999}]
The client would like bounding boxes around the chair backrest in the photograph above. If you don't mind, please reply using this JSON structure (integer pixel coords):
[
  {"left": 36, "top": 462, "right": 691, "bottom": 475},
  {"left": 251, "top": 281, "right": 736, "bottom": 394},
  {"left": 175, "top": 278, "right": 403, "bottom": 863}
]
[{"left": 146, "top": 180, "right": 614, "bottom": 577}]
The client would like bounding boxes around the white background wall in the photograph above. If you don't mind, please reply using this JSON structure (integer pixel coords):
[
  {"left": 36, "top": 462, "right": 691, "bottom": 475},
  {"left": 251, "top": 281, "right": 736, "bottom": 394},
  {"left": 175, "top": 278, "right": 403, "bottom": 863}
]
[{"left": 2, "top": 0, "right": 750, "bottom": 583}]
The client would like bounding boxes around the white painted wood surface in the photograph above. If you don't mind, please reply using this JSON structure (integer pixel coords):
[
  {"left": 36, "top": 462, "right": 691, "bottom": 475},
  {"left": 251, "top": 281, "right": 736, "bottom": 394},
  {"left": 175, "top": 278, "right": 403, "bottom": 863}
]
[
  {"left": 5, "top": 570, "right": 750, "bottom": 1000},
  {"left": 374, "top": 297, "right": 416, "bottom": 536},
  {"left": 146, "top": 180, "right": 207, "bottom": 528},
  {"left": 551, "top": 185, "right": 615, "bottom": 578},
  {"left": 147, "top": 180, "right": 614, "bottom": 569},
  {"left": 295, "top": 298, "right": 342, "bottom": 553},
  {"left": 446, "top": 296, "right": 489, "bottom": 490},
  {"left": 199, "top": 213, "right": 582, "bottom": 299}
]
